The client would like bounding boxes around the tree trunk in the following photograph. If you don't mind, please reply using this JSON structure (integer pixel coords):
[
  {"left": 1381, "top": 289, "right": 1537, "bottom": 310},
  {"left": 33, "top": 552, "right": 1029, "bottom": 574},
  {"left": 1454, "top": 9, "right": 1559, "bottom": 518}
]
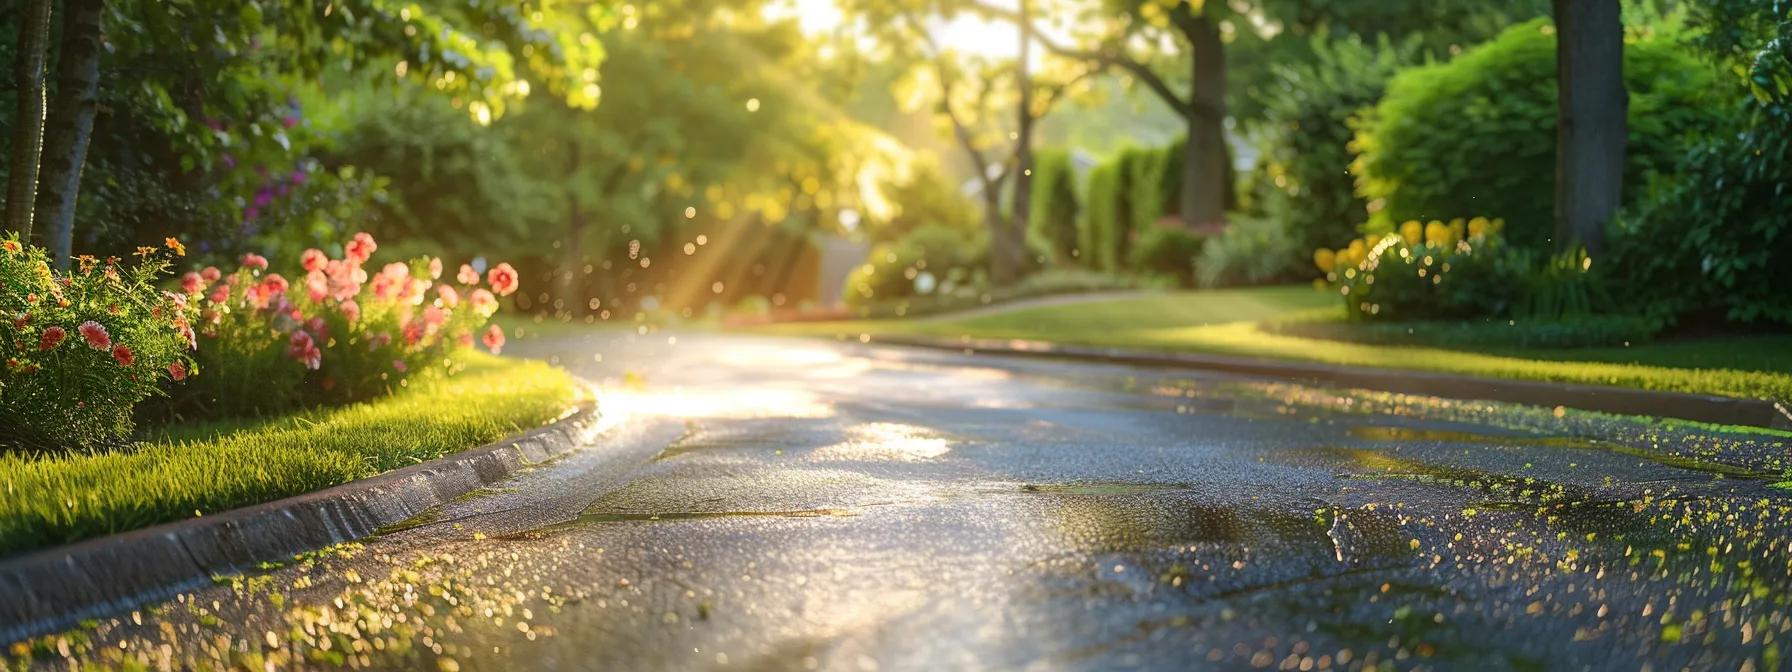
[
  {"left": 1004, "top": 0, "right": 1036, "bottom": 285},
  {"left": 38, "top": 0, "right": 106, "bottom": 267},
  {"left": 1179, "top": 15, "right": 1228, "bottom": 230},
  {"left": 1552, "top": 0, "right": 1625, "bottom": 255},
  {"left": 5, "top": 0, "right": 56, "bottom": 239},
  {"left": 985, "top": 191, "right": 1028, "bottom": 285}
]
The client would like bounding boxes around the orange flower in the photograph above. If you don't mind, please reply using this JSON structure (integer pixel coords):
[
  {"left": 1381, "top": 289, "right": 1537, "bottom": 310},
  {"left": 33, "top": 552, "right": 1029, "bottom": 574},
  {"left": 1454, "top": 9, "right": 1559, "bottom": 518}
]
[
  {"left": 1, "top": 240, "right": 20, "bottom": 255},
  {"left": 164, "top": 237, "right": 186, "bottom": 256}
]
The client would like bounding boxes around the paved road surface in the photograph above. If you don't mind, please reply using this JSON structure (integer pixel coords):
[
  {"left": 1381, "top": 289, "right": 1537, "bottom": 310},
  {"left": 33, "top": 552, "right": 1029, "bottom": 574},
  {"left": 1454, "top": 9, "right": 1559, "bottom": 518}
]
[{"left": 15, "top": 329, "right": 1792, "bottom": 671}]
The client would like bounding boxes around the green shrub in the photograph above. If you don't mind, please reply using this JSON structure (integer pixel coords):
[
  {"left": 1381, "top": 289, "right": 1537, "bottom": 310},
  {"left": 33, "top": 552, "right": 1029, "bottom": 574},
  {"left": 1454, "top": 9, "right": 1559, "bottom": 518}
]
[
  {"left": 1129, "top": 225, "right": 1208, "bottom": 287},
  {"left": 1081, "top": 161, "right": 1124, "bottom": 271},
  {"left": 1028, "top": 149, "right": 1080, "bottom": 264},
  {"left": 1252, "top": 35, "right": 1415, "bottom": 254},
  {"left": 1195, "top": 216, "right": 1306, "bottom": 288},
  {"left": 0, "top": 236, "right": 198, "bottom": 452},
  {"left": 1607, "top": 2, "right": 1792, "bottom": 326},
  {"left": 843, "top": 224, "right": 986, "bottom": 306},
  {"left": 1316, "top": 219, "right": 1523, "bottom": 321},
  {"left": 1122, "top": 146, "right": 1168, "bottom": 237},
  {"left": 1350, "top": 19, "right": 1725, "bottom": 250}
]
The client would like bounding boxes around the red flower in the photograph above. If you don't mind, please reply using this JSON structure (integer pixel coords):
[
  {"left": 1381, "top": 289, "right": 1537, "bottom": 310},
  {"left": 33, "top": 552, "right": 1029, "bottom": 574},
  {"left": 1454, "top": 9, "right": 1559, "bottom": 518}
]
[
  {"left": 261, "top": 273, "right": 289, "bottom": 295},
  {"left": 487, "top": 262, "right": 519, "bottom": 297},
  {"left": 402, "top": 320, "right": 425, "bottom": 346},
  {"left": 39, "top": 326, "right": 66, "bottom": 351},
  {"left": 242, "top": 253, "right": 269, "bottom": 270},
  {"left": 286, "top": 331, "right": 322, "bottom": 370},
  {"left": 168, "top": 361, "right": 188, "bottom": 381},
  {"left": 345, "top": 232, "right": 377, "bottom": 265},
  {"left": 180, "top": 272, "right": 204, "bottom": 295},
  {"left": 78, "top": 321, "right": 110, "bottom": 351},
  {"left": 112, "top": 344, "right": 135, "bottom": 367},
  {"left": 12, "top": 313, "right": 29, "bottom": 330},
  {"left": 482, "top": 324, "right": 505, "bottom": 355},
  {"left": 300, "top": 248, "right": 328, "bottom": 272},
  {"left": 457, "top": 264, "right": 480, "bottom": 285}
]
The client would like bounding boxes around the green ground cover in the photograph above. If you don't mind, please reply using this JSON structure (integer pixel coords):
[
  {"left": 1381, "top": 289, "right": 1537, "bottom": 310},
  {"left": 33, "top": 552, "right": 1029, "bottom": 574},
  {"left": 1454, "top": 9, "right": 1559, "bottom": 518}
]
[
  {"left": 0, "top": 353, "right": 582, "bottom": 557},
  {"left": 756, "top": 286, "right": 1792, "bottom": 402}
]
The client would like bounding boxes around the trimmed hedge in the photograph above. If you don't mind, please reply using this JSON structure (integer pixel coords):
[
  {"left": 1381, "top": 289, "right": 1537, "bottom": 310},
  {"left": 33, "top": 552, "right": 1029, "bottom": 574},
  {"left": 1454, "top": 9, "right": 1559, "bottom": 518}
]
[
  {"left": 1028, "top": 149, "right": 1080, "bottom": 264},
  {"left": 1350, "top": 19, "right": 1725, "bottom": 249}
]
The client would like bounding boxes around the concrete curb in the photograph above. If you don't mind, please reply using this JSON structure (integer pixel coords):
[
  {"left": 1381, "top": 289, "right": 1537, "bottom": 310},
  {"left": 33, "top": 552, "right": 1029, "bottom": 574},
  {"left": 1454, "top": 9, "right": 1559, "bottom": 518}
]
[
  {"left": 865, "top": 334, "right": 1792, "bottom": 431},
  {"left": 0, "top": 398, "right": 604, "bottom": 645}
]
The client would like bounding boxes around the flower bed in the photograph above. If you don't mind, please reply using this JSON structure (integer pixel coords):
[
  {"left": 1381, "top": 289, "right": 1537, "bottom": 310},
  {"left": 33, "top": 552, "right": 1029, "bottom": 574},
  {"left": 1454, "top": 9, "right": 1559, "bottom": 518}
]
[{"left": 2, "top": 231, "right": 523, "bottom": 450}]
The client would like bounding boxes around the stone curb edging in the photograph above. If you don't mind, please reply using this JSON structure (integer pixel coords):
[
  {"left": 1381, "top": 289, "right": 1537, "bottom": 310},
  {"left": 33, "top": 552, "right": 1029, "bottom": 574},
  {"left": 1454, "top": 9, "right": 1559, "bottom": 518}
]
[
  {"left": 0, "top": 397, "right": 605, "bottom": 645},
  {"left": 864, "top": 334, "right": 1792, "bottom": 431}
]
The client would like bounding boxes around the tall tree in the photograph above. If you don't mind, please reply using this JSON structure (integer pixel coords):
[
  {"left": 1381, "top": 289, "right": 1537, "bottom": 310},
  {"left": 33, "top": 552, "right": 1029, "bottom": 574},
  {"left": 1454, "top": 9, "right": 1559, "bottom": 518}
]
[
  {"left": 36, "top": 0, "right": 106, "bottom": 265},
  {"left": 5, "top": 0, "right": 55, "bottom": 238},
  {"left": 1552, "top": 0, "right": 1625, "bottom": 254},
  {"left": 964, "top": 0, "right": 1228, "bottom": 230}
]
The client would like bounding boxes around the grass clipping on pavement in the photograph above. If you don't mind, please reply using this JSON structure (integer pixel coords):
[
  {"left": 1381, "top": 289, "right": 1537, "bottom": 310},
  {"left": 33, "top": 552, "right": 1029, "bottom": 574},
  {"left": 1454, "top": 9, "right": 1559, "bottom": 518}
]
[{"left": 0, "top": 352, "right": 582, "bottom": 557}]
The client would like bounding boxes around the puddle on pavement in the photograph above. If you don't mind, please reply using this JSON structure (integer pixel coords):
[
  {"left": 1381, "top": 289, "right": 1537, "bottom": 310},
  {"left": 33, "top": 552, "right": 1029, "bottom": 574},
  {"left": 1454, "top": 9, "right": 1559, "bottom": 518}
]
[
  {"left": 1019, "top": 483, "right": 1191, "bottom": 496},
  {"left": 571, "top": 508, "right": 855, "bottom": 523}
]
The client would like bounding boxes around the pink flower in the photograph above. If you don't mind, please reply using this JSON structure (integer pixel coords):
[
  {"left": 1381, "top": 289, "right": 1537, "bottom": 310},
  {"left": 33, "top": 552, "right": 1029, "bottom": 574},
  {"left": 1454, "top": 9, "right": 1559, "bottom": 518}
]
[
  {"left": 200, "top": 266, "right": 222, "bottom": 282},
  {"left": 427, "top": 257, "right": 443, "bottom": 280},
  {"left": 112, "top": 344, "right": 135, "bottom": 367},
  {"left": 402, "top": 320, "right": 425, "bottom": 346},
  {"left": 78, "top": 321, "right": 110, "bottom": 351},
  {"left": 242, "top": 253, "right": 269, "bottom": 270},
  {"left": 301, "top": 248, "right": 328, "bottom": 272},
  {"left": 457, "top": 332, "right": 474, "bottom": 348},
  {"left": 306, "top": 316, "right": 328, "bottom": 336},
  {"left": 482, "top": 324, "right": 505, "bottom": 355},
  {"left": 370, "top": 332, "right": 392, "bottom": 349},
  {"left": 180, "top": 272, "right": 205, "bottom": 295},
  {"left": 39, "top": 326, "right": 66, "bottom": 351},
  {"left": 487, "top": 263, "right": 519, "bottom": 297},
  {"left": 261, "top": 273, "right": 289, "bottom": 295},
  {"left": 423, "top": 305, "right": 446, "bottom": 330},
  {"left": 457, "top": 264, "right": 479, "bottom": 285},
  {"left": 436, "top": 285, "right": 460, "bottom": 308},
  {"left": 305, "top": 270, "right": 329, "bottom": 302},
  {"left": 167, "top": 360, "right": 188, "bottom": 381},
  {"left": 392, "top": 359, "right": 407, "bottom": 373},
  {"left": 208, "top": 282, "right": 231, "bottom": 305},
  {"left": 469, "top": 289, "right": 497, "bottom": 317},
  {"left": 287, "top": 331, "right": 322, "bottom": 370},
  {"left": 339, "top": 300, "right": 361, "bottom": 322},
  {"left": 345, "top": 232, "right": 377, "bottom": 265}
]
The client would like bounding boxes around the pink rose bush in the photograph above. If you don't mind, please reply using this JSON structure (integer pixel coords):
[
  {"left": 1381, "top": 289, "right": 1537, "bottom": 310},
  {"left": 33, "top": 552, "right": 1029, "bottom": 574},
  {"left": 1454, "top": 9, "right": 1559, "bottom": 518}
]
[
  {"left": 169, "top": 231, "right": 515, "bottom": 415},
  {"left": 1, "top": 235, "right": 199, "bottom": 452}
]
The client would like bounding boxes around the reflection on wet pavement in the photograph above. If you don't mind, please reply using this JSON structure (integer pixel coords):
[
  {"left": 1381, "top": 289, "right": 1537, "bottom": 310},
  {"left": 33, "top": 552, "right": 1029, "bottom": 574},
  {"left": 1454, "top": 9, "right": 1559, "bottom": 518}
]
[{"left": 7, "top": 330, "right": 1791, "bottom": 671}]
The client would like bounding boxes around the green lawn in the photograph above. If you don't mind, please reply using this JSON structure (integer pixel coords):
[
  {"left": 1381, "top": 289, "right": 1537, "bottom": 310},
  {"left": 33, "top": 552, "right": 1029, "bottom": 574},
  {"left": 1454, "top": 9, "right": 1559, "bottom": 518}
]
[
  {"left": 756, "top": 286, "right": 1792, "bottom": 402},
  {"left": 0, "top": 353, "right": 582, "bottom": 557}
]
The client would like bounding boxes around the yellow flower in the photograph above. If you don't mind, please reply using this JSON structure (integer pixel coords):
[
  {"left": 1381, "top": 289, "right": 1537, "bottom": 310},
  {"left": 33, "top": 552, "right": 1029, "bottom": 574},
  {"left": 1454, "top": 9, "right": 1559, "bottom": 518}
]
[
  {"left": 1424, "top": 220, "right": 1448, "bottom": 247},
  {"left": 1346, "top": 239, "right": 1367, "bottom": 267},
  {"left": 1313, "top": 248, "right": 1336, "bottom": 273},
  {"left": 134, "top": 246, "right": 157, "bottom": 258},
  {"left": 1400, "top": 220, "right": 1422, "bottom": 246},
  {"left": 1468, "top": 216, "right": 1489, "bottom": 238},
  {"left": 164, "top": 237, "right": 186, "bottom": 257},
  {"left": 1448, "top": 219, "right": 1466, "bottom": 245}
]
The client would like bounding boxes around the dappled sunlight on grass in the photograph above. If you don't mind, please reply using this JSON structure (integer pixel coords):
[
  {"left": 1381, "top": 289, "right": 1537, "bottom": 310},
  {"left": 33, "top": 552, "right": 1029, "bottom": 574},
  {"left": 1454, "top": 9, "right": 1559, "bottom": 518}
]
[
  {"left": 0, "top": 353, "right": 581, "bottom": 557},
  {"left": 755, "top": 286, "right": 1792, "bottom": 402}
]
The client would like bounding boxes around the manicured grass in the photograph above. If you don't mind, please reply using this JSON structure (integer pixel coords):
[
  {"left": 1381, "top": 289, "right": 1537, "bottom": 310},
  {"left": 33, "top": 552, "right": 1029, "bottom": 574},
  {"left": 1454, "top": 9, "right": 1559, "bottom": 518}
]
[
  {"left": 0, "top": 353, "right": 582, "bottom": 557},
  {"left": 757, "top": 286, "right": 1792, "bottom": 402}
]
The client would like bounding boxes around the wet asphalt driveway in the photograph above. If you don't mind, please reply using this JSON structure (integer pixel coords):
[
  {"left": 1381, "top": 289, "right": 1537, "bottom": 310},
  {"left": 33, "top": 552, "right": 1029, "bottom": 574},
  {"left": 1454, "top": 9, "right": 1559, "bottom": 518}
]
[{"left": 19, "top": 329, "right": 1792, "bottom": 670}]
